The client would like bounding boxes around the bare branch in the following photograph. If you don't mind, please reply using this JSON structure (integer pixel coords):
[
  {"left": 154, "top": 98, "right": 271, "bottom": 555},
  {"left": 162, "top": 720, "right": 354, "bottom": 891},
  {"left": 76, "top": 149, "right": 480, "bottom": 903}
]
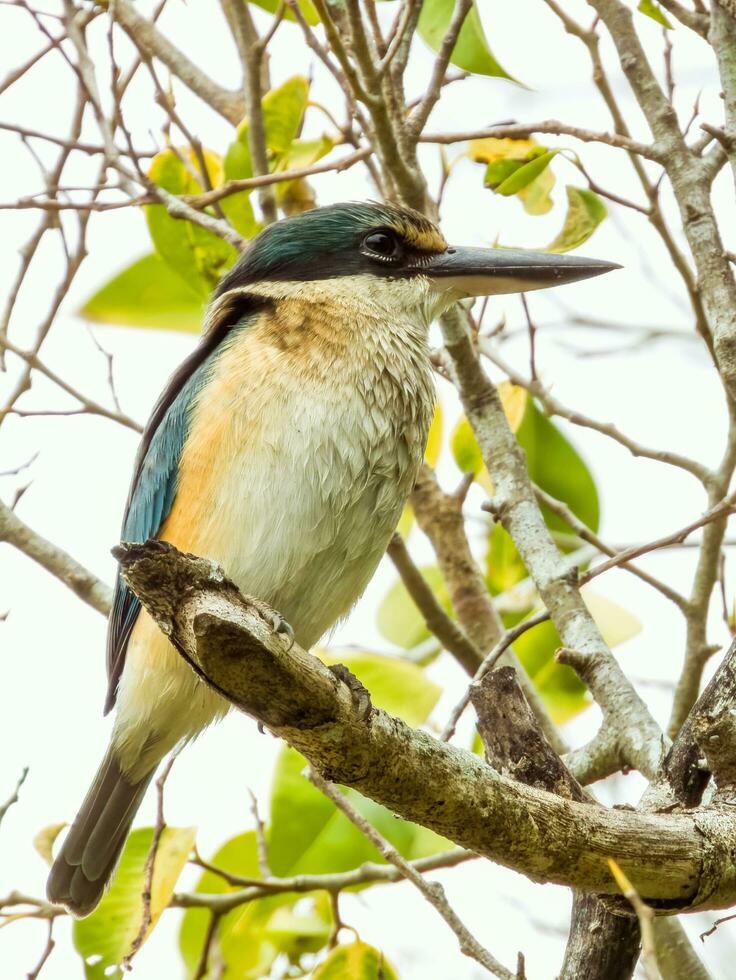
[
  {"left": 0, "top": 498, "right": 112, "bottom": 615},
  {"left": 421, "top": 121, "right": 662, "bottom": 160},
  {"left": 308, "top": 768, "right": 515, "bottom": 979},
  {"left": 108, "top": 0, "right": 244, "bottom": 123},
  {"left": 0, "top": 768, "right": 29, "bottom": 830}
]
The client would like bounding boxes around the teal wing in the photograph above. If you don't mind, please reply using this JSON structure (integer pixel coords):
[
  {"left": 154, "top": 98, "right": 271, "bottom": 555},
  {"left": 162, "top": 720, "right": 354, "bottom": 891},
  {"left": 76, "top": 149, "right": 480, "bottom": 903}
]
[{"left": 104, "top": 298, "right": 265, "bottom": 713}]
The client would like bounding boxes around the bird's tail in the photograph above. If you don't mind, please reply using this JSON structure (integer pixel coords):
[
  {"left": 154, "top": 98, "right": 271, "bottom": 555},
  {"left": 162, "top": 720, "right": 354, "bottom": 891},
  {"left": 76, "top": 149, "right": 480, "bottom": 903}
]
[{"left": 47, "top": 745, "right": 154, "bottom": 917}]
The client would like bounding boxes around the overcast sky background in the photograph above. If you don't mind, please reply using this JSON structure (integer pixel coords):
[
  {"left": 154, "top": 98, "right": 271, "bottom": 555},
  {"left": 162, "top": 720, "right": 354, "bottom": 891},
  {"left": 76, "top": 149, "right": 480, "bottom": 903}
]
[{"left": 2, "top": 1, "right": 736, "bottom": 977}]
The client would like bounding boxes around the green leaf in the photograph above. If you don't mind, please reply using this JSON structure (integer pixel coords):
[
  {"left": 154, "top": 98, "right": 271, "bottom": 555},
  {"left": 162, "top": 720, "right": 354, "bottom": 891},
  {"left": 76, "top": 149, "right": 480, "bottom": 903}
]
[
  {"left": 545, "top": 186, "right": 607, "bottom": 254},
  {"left": 264, "top": 893, "right": 332, "bottom": 960},
  {"left": 313, "top": 940, "right": 399, "bottom": 980},
  {"left": 79, "top": 253, "right": 206, "bottom": 332},
  {"left": 451, "top": 383, "right": 527, "bottom": 494},
  {"left": 263, "top": 76, "right": 310, "bottom": 155},
  {"left": 470, "top": 138, "right": 555, "bottom": 215},
  {"left": 512, "top": 617, "right": 590, "bottom": 724},
  {"left": 179, "top": 832, "right": 333, "bottom": 979},
  {"left": 418, "top": 0, "right": 519, "bottom": 81},
  {"left": 511, "top": 585, "right": 640, "bottom": 724},
  {"left": 485, "top": 524, "right": 527, "bottom": 597},
  {"left": 249, "top": 0, "right": 319, "bottom": 24},
  {"left": 223, "top": 76, "right": 311, "bottom": 230},
  {"left": 318, "top": 650, "right": 441, "bottom": 725},
  {"left": 516, "top": 397, "right": 600, "bottom": 534},
  {"left": 376, "top": 566, "right": 451, "bottom": 650},
  {"left": 493, "top": 150, "right": 558, "bottom": 197},
  {"left": 227, "top": 76, "right": 310, "bottom": 182},
  {"left": 638, "top": 0, "right": 673, "bottom": 29},
  {"left": 268, "top": 748, "right": 446, "bottom": 880},
  {"left": 145, "top": 149, "right": 239, "bottom": 296},
  {"left": 74, "top": 826, "right": 195, "bottom": 972},
  {"left": 179, "top": 831, "right": 267, "bottom": 978}
]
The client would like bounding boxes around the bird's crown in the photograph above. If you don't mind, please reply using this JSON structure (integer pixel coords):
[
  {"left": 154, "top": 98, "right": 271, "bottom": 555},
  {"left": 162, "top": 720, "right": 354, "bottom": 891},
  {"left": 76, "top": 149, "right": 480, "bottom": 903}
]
[{"left": 215, "top": 201, "right": 448, "bottom": 296}]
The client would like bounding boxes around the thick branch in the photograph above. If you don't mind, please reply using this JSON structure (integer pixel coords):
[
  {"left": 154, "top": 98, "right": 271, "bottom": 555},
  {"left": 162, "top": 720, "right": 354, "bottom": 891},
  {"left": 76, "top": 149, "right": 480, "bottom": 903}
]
[
  {"left": 589, "top": 0, "right": 736, "bottom": 403},
  {"left": 114, "top": 539, "right": 736, "bottom": 909},
  {"left": 472, "top": 669, "right": 642, "bottom": 980},
  {"left": 440, "top": 307, "right": 666, "bottom": 779}
]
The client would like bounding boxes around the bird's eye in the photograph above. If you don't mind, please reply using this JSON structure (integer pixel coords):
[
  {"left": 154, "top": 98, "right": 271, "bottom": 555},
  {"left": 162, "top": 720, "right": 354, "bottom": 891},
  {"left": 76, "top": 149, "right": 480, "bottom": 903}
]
[{"left": 362, "top": 231, "right": 401, "bottom": 262}]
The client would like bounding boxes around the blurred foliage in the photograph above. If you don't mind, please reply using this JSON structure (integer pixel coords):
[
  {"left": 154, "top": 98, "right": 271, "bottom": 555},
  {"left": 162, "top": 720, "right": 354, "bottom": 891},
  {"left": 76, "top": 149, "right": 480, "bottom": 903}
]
[
  {"left": 74, "top": 826, "right": 196, "bottom": 978},
  {"left": 80, "top": 253, "right": 205, "bottom": 331},
  {"left": 312, "top": 941, "right": 399, "bottom": 979},
  {"left": 379, "top": 386, "right": 640, "bottom": 723}
]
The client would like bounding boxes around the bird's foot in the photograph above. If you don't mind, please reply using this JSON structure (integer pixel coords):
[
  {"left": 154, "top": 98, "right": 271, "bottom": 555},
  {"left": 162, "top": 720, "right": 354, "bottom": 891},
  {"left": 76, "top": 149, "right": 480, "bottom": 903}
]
[
  {"left": 328, "top": 664, "right": 374, "bottom": 721},
  {"left": 267, "top": 610, "right": 295, "bottom": 650},
  {"left": 249, "top": 598, "right": 295, "bottom": 650}
]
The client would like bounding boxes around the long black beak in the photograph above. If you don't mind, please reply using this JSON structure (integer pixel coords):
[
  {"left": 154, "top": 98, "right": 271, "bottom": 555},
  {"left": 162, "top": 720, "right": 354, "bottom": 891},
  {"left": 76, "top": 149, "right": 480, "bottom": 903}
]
[{"left": 421, "top": 246, "right": 621, "bottom": 297}]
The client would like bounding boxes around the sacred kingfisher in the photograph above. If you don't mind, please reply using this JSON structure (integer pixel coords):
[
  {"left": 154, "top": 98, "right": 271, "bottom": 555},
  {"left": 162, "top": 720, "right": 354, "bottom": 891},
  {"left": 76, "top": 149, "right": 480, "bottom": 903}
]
[{"left": 47, "top": 201, "right": 617, "bottom": 916}]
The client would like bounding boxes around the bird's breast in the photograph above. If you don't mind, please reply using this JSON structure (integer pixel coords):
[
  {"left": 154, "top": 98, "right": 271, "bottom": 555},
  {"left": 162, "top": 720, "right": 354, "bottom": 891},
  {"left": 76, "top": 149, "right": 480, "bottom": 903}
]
[{"left": 160, "top": 304, "right": 435, "bottom": 646}]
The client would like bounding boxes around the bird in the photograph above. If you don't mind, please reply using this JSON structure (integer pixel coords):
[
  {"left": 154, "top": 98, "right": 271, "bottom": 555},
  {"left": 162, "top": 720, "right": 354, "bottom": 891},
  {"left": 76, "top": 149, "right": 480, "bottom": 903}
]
[{"left": 47, "top": 200, "right": 617, "bottom": 916}]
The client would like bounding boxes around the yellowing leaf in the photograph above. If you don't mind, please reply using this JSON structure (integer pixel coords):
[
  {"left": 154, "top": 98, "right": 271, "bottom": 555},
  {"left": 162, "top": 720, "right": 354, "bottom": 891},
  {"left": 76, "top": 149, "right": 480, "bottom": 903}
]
[
  {"left": 79, "top": 253, "right": 205, "bottom": 332},
  {"left": 32, "top": 822, "right": 66, "bottom": 866},
  {"left": 518, "top": 164, "right": 555, "bottom": 215},
  {"left": 418, "top": 0, "right": 519, "bottom": 81},
  {"left": 545, "top": 186, "right": 607, "bottom": 254},
  {"left": 312, "top": 940, "right": 399, "bottom": 980},
  {"left": 451, "top": 383, "right": 528, "bottom": 492},
  {"left": 468, "top": 137, "right": 540, "bottom": 164},
  {"left": 581, "top": 586, "right": 641, "bottom": 648},
  {"left": 74, "top": 826, "right": 196, "bottom": 971},
  {"left": 638, "top": 0, "right": 673, "bottom": 28},
  {"left": 249, "top": 0, "right": 319, "bottom": 25},
  {"left": 399, "top": 404, "right": 443, "bottom": 538},
  {"left": 425, "top": 402, "right": 444, "bottom": 467}
]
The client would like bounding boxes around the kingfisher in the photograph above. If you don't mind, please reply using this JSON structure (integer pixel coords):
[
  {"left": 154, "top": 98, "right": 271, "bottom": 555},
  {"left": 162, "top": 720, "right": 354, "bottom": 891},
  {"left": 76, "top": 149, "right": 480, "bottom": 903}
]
[{"left": 47, "top": 201, "right": 616, "bottom": 916}]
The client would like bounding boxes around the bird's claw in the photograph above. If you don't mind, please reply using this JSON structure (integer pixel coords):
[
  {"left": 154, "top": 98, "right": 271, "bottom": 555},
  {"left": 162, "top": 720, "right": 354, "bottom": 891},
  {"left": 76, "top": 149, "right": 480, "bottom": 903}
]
[
  {"left": 328, "top": 664, "right": 374, "bottom": 721},
  {"left": 268, "top": 611, "right": 295, "bottom": 650}
]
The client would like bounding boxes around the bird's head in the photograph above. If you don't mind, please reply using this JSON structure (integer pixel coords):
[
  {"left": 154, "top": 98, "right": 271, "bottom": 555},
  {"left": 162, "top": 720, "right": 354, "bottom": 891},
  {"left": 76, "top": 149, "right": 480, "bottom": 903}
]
[{"left": 212, "top": 201, "right": 619, "bottom": 327}]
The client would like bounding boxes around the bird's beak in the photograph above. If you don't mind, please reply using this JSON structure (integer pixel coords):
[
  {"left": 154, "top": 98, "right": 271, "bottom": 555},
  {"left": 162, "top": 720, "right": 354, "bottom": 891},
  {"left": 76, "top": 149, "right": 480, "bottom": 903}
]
[{"left": 421, "top": 246, "right": 621, "bottom": 298}]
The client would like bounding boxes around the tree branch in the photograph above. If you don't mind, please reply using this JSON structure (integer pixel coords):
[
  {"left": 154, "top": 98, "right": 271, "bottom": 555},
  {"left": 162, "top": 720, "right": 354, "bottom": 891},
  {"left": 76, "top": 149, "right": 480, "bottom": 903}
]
[
  {"left": 107, "top": 0, "right": 244, "bottom": 124},
  {"left": 0, "top": 498, "right": 112, "bottom": 615},
  {"left": 113, "top": 539, "right": 736, "bottom": 909},
  {"left": 441, "top": 307, "right": 666, "bottom": 780}
]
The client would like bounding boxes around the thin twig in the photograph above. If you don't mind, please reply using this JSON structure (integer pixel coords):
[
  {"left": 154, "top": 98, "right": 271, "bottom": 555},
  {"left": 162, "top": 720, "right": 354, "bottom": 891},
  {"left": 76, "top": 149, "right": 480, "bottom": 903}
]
[
  {"left": 307, "top": 769, "right": 514, "bottom": 980},
  {"left": 0, "top": 767, "right": 29, "bottom": 829}
]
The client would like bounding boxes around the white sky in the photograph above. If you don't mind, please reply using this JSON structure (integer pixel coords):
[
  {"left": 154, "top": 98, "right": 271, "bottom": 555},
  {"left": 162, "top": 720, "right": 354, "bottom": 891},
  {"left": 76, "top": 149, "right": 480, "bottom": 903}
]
[{"left": 1, "top": 1, "right": 736, "bottom": 977}]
